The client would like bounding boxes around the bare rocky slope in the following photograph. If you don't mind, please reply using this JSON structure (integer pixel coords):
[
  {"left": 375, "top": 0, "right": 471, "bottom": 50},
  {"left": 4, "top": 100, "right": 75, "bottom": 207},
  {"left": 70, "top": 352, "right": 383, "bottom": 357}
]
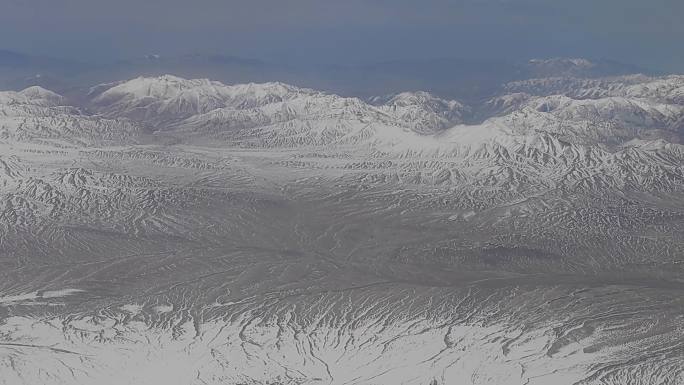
[{"left": 0, "top": 70, "right": 682, "bottom": 385}]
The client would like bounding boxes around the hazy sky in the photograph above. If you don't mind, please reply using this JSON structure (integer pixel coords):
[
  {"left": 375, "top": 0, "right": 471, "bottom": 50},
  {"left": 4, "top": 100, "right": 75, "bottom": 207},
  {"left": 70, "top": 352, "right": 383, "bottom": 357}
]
[{"left": 1, "top": 0, "right": 683, "bottom": 71}]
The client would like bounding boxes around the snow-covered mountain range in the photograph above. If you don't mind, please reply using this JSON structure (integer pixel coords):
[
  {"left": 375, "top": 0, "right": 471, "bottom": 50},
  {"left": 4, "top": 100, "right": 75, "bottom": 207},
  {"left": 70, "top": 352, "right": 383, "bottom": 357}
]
[{"left": 0, "top": 67, "right": 683, "bottom": 385}]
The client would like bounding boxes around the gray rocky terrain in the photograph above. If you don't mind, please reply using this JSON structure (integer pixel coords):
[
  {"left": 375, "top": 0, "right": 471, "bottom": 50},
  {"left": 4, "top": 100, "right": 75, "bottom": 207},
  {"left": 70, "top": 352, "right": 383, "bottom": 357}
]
[{"left": 0, "top": 69, "right": 682, "bottom": 385}]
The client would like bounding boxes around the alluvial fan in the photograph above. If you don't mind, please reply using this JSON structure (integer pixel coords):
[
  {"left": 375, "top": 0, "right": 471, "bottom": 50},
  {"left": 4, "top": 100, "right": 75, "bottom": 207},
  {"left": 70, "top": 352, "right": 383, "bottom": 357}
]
[{"left": 0, "top": 72, "right": 682, "bottom": 385}]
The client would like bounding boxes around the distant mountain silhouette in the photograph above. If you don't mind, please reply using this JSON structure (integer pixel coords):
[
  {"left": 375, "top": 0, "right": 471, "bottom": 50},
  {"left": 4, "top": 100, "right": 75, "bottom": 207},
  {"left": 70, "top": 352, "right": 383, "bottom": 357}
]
[{"left": 0, "top": 50, "right": 661, "bottom": 102}]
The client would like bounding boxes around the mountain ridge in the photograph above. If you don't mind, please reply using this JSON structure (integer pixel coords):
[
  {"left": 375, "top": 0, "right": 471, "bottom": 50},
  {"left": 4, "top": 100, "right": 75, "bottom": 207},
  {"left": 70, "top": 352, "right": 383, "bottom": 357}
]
[{"left": 0, "top": 70, "right": 683, "bottom": 385}]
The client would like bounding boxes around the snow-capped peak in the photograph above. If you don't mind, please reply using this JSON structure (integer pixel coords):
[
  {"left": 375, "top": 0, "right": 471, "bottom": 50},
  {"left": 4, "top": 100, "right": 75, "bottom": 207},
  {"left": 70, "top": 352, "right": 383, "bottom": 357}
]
[
  {"left": 0, "top": 86, "right": 65, "bottom": 107},
  {"left": 18, "top": 85, "right": 63, "bottom": 101},
  {"left": 528, "top": 58, "right": 595, "bottom": 68},
  {"left": 369, "top": 91, "right": 470, "bottom": 134},
  {"left": 89, "top": 75, "right": 322, "bottom": 123}
]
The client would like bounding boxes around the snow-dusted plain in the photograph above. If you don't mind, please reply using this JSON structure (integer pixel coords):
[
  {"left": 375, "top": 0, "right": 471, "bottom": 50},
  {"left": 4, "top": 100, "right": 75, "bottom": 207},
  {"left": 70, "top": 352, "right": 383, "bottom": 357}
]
[{"left": 0, "top": 68, "right": 683, "bottom": 384}]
